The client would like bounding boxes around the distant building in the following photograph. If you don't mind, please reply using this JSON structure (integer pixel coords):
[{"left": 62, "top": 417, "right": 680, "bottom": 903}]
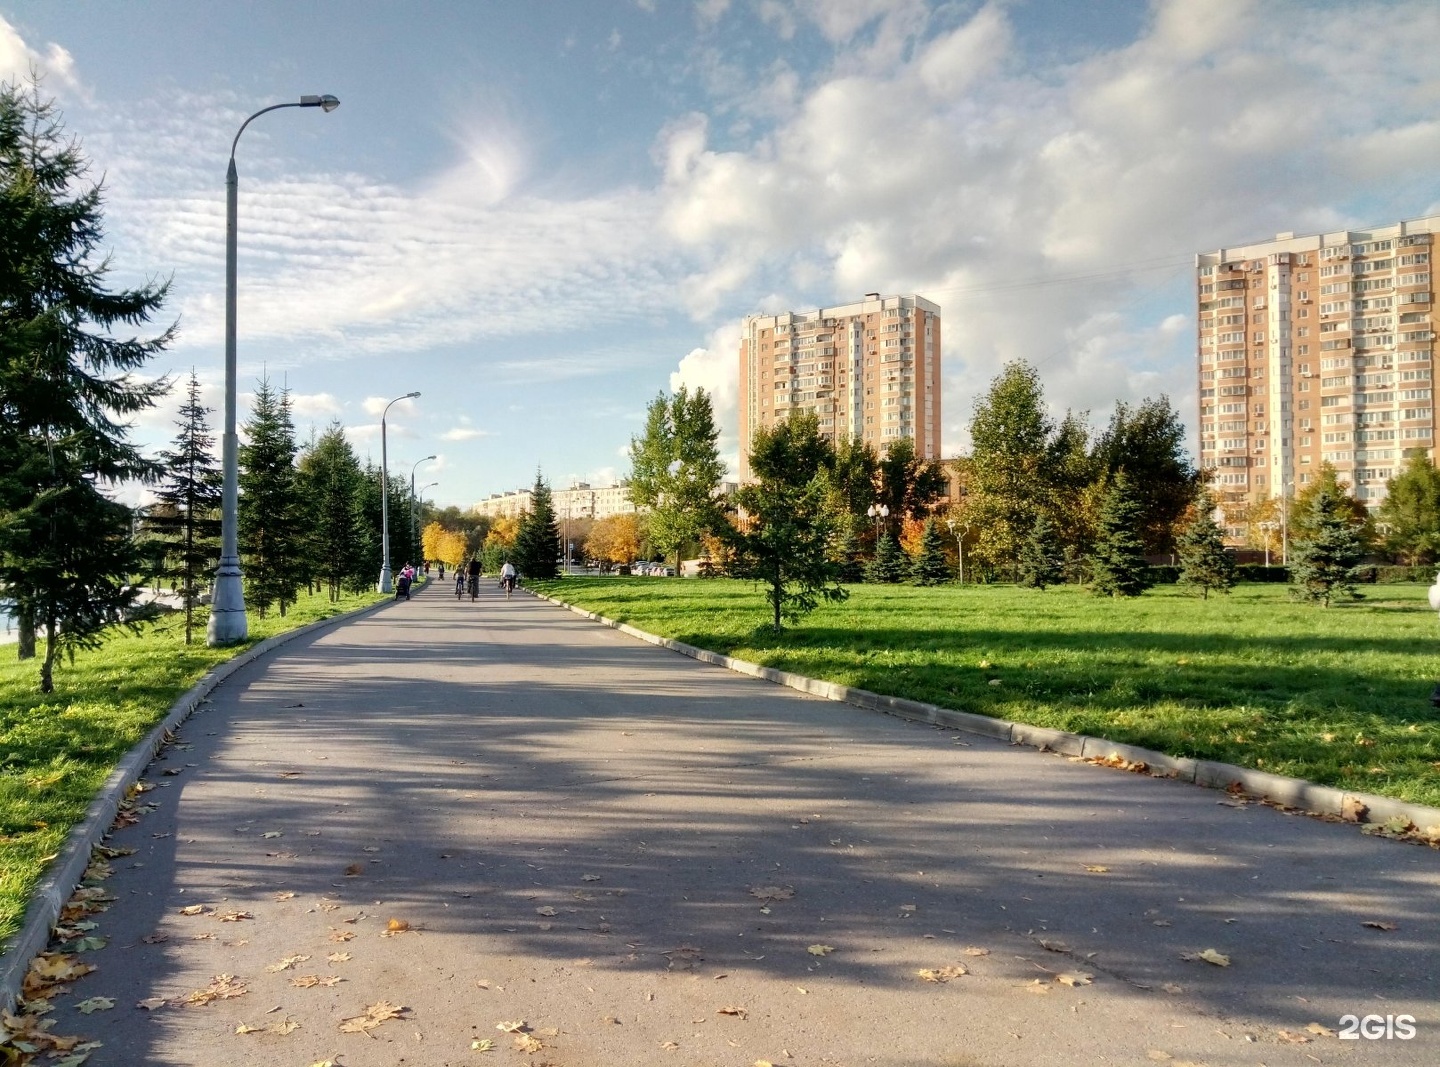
[
  {"left": 737, "top": 293, "right": 942, "bottom": 480},
  {"left": 471, "top": 480, "right": 738, "bottom": 521},
  {"left": 1196, "top": 214, "right": 1438, "bottom": 524}
]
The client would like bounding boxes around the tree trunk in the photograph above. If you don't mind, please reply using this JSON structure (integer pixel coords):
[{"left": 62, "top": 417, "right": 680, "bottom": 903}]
[
  {"left": 17, "top": 604, "right": 35, "bottom": 660},
  {"left": 40, "top": 615, "right": 56, "bottom": 693}
]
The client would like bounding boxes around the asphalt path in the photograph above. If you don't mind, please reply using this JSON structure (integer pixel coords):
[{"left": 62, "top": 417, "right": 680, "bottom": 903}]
[{"left": 65, "top": 578, "right": 1439, "bottom": 1066}]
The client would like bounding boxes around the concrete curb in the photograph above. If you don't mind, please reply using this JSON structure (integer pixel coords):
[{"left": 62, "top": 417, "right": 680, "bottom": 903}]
[
  {"left": 0, "top": 593, "right": 397, "bottom": 1011},
  {"left": 532, "top": 588, "right": 1440, "bottom": 834}
]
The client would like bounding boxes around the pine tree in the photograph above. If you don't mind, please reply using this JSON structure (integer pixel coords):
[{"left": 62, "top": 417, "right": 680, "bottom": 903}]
[
  {"left": 1290, "top": 485, "right": 1365, "bottom": 607},
  {"left": 1018, "top": 512, "right": 1065, "bottom": 590},
  {"left": 1088, "top": 473, "right": 1152, "bottom": 597},
  {"left": 513, "top": 471, "right": 560, "bottom": 579},
  {"left": 149, "top": 371, "right": 222, "bottom": 642},
  {"left": 830, "top": 515, "right": 867, "bottom": 584},
  {"left": 910, "top": 518, "right": 951, "bottom": 586},
  {"left": 865, "top": 532, "right": 907, "bottom": 583},
  {"left": 0, "top": 79, "right": 174, "bottom": 690},
  {"left": 1176, "top": 490, "right": 1234, "bottom": 599},
  {"left": 296, "top": 422, "right": 366, "bottom": 601},
  {"left": 238, "top": 377, "right": 302, "bottom": 616}
]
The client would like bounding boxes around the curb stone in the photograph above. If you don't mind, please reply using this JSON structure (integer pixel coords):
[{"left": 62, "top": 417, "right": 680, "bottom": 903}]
[
  {"left": 0, "top": 593, "right": 398, "bottom": 1011},
  {"left": 531, "top": 588, "right": 1440, "bottom": 834}
]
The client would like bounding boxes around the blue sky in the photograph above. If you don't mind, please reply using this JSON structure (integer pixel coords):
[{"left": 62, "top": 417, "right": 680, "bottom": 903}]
[{"left": 3, "top": 0, "right": 1439, "bottom": 509}]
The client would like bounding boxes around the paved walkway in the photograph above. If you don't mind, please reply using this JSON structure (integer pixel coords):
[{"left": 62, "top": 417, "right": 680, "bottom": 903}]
[{"left": 72, "top": 580, "right": 1439, "bottom": 1065}]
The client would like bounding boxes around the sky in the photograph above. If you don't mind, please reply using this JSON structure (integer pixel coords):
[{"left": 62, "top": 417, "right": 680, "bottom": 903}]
[{"left": 3, "top": 0, "right": 1439, "bottom": 510}]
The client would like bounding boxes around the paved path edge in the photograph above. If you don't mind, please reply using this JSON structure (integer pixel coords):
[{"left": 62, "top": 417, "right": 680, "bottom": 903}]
[
  {"left": 0, "top": 593, "right": 399, "bottom": 1011},
  {"left": 532, "top": 589, "right": 1440, "bottom": 833}
]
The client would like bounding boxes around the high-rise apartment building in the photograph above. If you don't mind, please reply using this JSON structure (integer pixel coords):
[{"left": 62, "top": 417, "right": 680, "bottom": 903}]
[
  {"left": 1196, "top": 215, "right": 1437, "bottom": 523},
  {"left": 738, "top": 293, "right": 941, "bottom": 479}
]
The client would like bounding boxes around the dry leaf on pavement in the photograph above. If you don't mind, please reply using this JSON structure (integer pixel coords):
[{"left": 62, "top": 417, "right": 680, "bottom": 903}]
[
  {"left": 660, "top": 1040, "right": 680, "bottom": 1051},
  {"left": 1361, "top": 920, "right": 1397, "bottom": 931},
  {"left": 916, "top": 965, "right": 967, "bottom": 982},
  {"left": 339, "top": 1000, "right": 407, "bottom": 1033},
  {"left": 1083, "top": 865, "right": 1110, "bottom": 873},
  {"left": 495, "top": 1020, "right": 527, "bottom": 1033},
  {"left": 748, "top": 886, "right": 794, "bottom": 901},
  {"left": 535, "top": 907, "right": 557, "bottom": 917},
  {"left": 214, "top": 910, "right": 252, "bottom": 923},
  {"left": 717, "top": 1006, "right": 748, "bottom": 1018},
  {"left": 383, "top": 918, "right": 413, "bottom": 935},
  {"left": 136, "top": 997, "right": 169, "bottom": 1010},
  {"left": 264, "top": 955, "right": 311, "bottom": 972},
  {"left": 1055, "top": 972, "right": 1094, "bottom": 987},
  {"left": 1037, "top": 938, "right": 1070, "bottom": 953},
  {"left": 1180, "top": 949, "right": 1231, "bottom": 967},
  {"left": 962, "top": 947, "right": 990, "bottom": 957},
  {"left": 806, "top": 944, "right": 834, "bottom": 956},
  {"left": 177, "top": 904, "right": 206, "bottom": 916},
  {"left": 514, "top": 1034, "right": 544, "bottom": 1052},
  {"left": 182, "top": 974, "right": 248, "bottom": 1007},
  {"left": 291, "top": 975, "right": 343, "bottom": 988},
  {"left": 1277, "top": 1030, "right": 1312, "bottom": 1044},
  {"left": 581, "top": 874, "right": 601, "bottom": 882},
  {"left": 74, "top": 997, "right": 114, "bottom": 1014},
  {"left": 1306, "top": 1022, "right": 1336, "bottom": 1037},
  {"left": 327, "top": 952, "right": 352, "bottom": 963}
]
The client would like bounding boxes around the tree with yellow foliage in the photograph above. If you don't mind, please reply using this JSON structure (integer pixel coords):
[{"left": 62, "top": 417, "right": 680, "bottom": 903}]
[{"left": 586, "top": 513, "right": 644, "bottom": 569}]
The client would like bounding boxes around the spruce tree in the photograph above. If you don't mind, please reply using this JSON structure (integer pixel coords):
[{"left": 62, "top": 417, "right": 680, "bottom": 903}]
[
  {"left": 149, "top": 371, "right": 222, "bottom": 642},
  {"left": 831, "top": 515, "right": 867, "bottom": 584},
  {"left": 238, "top": 377, "right": 302, "bottom": 616},
  {"left": 0, "top": 79, "right": 174, "bottom": 689},
  {"left": 513, "top": 471, "right": 560, "bottom": 579},
  {"left": 1088, "top": 472, "right": 1152, "bottom": 597},
  {"left": 1290, "top": 485, "right": 1364, "bottom": 607},
  {"left": 865, "top": 532, "right": 907, "bottom": 583},
  {"left": 1177, "top": 490, "right": 1234, "bottom": 599},
  {"left": 910, "top": 518, "right": 951, "bottom": 586},
  {"left": 1018, "top": 512, "right": 1065, "bottom": 590},
  {"left": 296, "top": 422, "right": 366, "bottom": 601}
]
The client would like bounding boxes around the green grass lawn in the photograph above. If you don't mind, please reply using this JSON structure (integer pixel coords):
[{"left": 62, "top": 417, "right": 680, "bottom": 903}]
[
  {"left": 533, "top": 577, "right": 1440, "bottom": 811},
  {"left": 0, "top": 587, "right": 386, "bottom": 951}
]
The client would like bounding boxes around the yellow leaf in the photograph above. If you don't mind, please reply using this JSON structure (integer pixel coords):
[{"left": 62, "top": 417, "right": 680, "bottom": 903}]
[
  {"left": 235, "top": 1023, "right": 262, "bottom": 1034},
  {"left": 264, "top": 954, "right": 311, "bottom": 972},
  {"left": 74, "top": 996, "right": 114, "bottom": 1013},
  {"left": 327, "top": 952, "right": 352, "bottom": 963},
  {"left": 495, "top": 1020, "right": 526, "bottom": 1033},
  {"left": 1180, "top": 949, "right": 1231, "bottom": 967},
  {"left": 472, "top": 1038, "right": 495, "bottom": 1051},
  {"left": 660, "top": 1040, "right": 680, "bottom": 1051},
  {"left": 1306, "top": 1022, "right": 1336, "bottom": 1037},
  {"left": 962, "top": 946, "right": 990, "bottom": 957},
  {"left": 177, "top": 905, "right": 206, "bottom": 916},
  {"left": 1055, "top": 972, "right": 1094, "bottom": 986},
  {"left": 806, "top": 944, "right": 834, "bottom": 956},
  {"left": 1277, "top": 1030, "right": 1311, "bottom": 1044},
  {"left": 514, "top": 1034, "right": 543, "bottom": 1053},
  {"left": 1083, "top": 865, "right": 1110, "bottom": 873}
]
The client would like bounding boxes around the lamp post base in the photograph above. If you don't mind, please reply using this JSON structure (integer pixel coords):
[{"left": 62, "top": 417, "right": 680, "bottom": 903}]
[
  {"left": 207, "top": 557, "right": 248, "bottom": 646},
  {"left": 378, "top": 565, "right": 393, "bottom": 594}
]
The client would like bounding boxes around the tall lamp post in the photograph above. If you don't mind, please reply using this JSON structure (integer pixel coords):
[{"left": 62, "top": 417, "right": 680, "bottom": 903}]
[
  {"left": 209, "top": 94, "right": 340, "bottom": 647},
  {"left": 409, "top": 455, "right": 437, "bottom": 566},
  {"left": 945, "top": 517, "right": 971, "bottom": 585},
  {"left": 866, "top": 502, "right": 890, "bottom": 542},
  {"left": 1258, "top": 520, "right": 1277, "bottom": 567},
  {"left": 378, "top": 392, "right": 421, "bottom": 593}
]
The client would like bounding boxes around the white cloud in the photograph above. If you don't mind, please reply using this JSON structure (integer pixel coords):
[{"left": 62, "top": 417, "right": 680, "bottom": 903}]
[
  {"left": 0, "top": 14, "right": 83, "bottom": 96},
  {"left": 362, "top": 395, "right": 419, "bottom": 418},
  {"left": 669, "top": 320, "right": 742, "bottom": 476},
  {"left": 441, "top": 427, "right": 494, "bottom": 441},
  {"left": 695, "top": 0, "right": 731, "bottom": 28},
  {"left": 288, "top": 392, "right": 343, "bottom": 419}
]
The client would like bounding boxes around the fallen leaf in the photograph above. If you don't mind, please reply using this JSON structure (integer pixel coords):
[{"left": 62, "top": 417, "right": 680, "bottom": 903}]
[
  {"left": 1083, "top": 865, "right": 1110, "bottom": 873},
  {"left": 1277, "top": 1030, "right": 1312, "bottom": 1044},
  {"left": 177, "top": 904, "right": 206, "bottom": 916},
  {"left": 472, "top": 1038, "right": 495, "bottom": 1051},
  {"left": 362, "top": 846, "right": 380, "bottom": 853},
  {"left": 962, "top": 946, "right": 990, "bottom": 957},
  {"left": 264, "top": 955, "right": 311, "bottom": 972},
  {"left": 1361, "top": 920, "right": 1397, "bottom": 931},
  {"left": 806, "top": 944, "right": 834, "bottom": 956},
  {"left": 71, "top": 936, "right": 107, "bottom": 952},
  {"left": 273, "top": 891, "right": 297, "bottom": 901},
  {"left": 660, "top": 1040, "right": 680, "bottom": 1051},
  {"left": 1180, "top": 949, "right": 1231, "bottom": 967},
  {"left": 215, "top": 910, "right": 252, "bottom": 923},
  {"left": 291, "top": 975, "right": 343, "bottom": 988},
  {"left": 1341, "top": 796, "right": 1368, "bottom": 823},
  {"left": 1162, "top": 982, "right": 1183, "bottom": 994},
  {"left": 535, "top": 907, "right": 557, "bottom": 917},
  {"left": 235, "top": 1023, "right": 263, "bottom": 1034},
  {"left": 182, "top": 974, "right": 248, "bottom": 1007},
  {"left": 339, "top": 1000, "right": 407, "bottom": 1033},
  {"left": 1306, "top": 1022, "right": 1336, "bottom": 1037},
  {"left": 717, "top": 1005, "right": 748, "bottom": 1018},
  {"left": 327, "top": 952, "right": 352, "bottom": 963},
  {"left": 136, "top": 997, "right": 169, "bottom": 1010},
  {"left": 581, "top": 874, "right": 601, "bottom": 882},
  {"left": 385, "top": 918, "right": 412, "bottom": 934},
  {"left": 495, "top": 1020, "right": 527, "bottom": 1033},
  {"left": 329, "top": 929, "right": 356, "bottom": 942},
  {"left": 748, "top": 886, "right": 794, "bottom": 902},
  {"left": 916, "top": 965, "right": 967, "bottom": 982},
  {"left": 261, "top": 831, "right": 283, "bottom": 839},
  {"left": 140, "top": 933, "right": 169, "bottom": 944},
  {"left": 1055, "top": 972, "right": 1094, "bottom": 987},
  {"left": 1037, "top": 938, "right": 1070, "bottom": 953},
  {"left": 74, "top": 996, "right": 115, "bottom": 1014},
  {"left": 514, "top": 1034, "right": 544, "bottom": 1053}
]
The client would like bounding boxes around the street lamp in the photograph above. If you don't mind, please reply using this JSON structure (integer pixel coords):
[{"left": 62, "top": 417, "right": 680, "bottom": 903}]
[
  {"left": 945, "top": 516, "right": 972, "bottom": 585},
  {"left": 410, "top": 455, "right": 437, "bottom": 567},
  {"left": 1258, "top": 520, "right": 1277, "bottom": 567},
  {"left": 866, "top": 502, "right": 890, "bottom": 541},
  {"left": 209, "top": 93, "right": 340, "bottom": 647},
  {"left": 416, "top": 481, "right": 438, "bottom": 565},
  {"left": 378, "top": 392, "right": 421, "bottom": 593}
]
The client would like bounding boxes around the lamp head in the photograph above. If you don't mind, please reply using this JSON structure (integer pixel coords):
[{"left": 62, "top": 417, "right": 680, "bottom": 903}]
[
  {"left": 300, "top": 94, "right": 341, "bottom": 112},
  {"left": 406, "top": 391, "right": 421, "bottom": 399}
]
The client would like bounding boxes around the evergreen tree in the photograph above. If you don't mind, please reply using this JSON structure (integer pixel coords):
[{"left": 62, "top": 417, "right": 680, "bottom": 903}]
[
  {"left": 1290, "top": 485, "right": 1365, "bottom": 607},
  {"left": 830, "top": 515, "right": 867, "bottom": 584},
  {"left": 628, "top": 386, "right": 725, "bottom": 572},
  {"left": 1088, "top": 473, "right": 1152, "bottom": 598},
  {"left": 238, "top": 377, "right": 302, "bottom": 616},
  {"left": 1378, "top": 450, "right": 1440, "bottom": 565},
  {"left": 295, "top": 422, "right": 366, "bottom": 601},
  {"left": 513, "top": 470, "right": 560, "bottom": 579},
  {"left": 909, "top": 518, "right": 951, "bottom": 586},
  {"left": 1018, "top": 512, "right": 1065, "bottom": 590},
  {"left": 865, "top": 532, "right": 907, "bottom": 583},
  {"left": 149, "top": 371, "right": 222, "bottom": 642},
  {"left": 0, "top": 79, "right": 174, "bottom": 689},
  {"left": 1176, "top": 490, "right": 1234, "bottom": 599},
  {"left": 724, "top": 412, "right": 846, "bottom": 631},
  {"left": 1292, "top": 461, "right": 1369, "bottom": 543}
]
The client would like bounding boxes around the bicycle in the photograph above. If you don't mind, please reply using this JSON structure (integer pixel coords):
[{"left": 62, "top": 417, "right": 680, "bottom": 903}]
[
  {"left": 502, "top": 575, "right": 516, "bottom": 600},
  {"left": 454, "top": 575, "right": 464, "bottom": 599},
  {"left": 468, "top": 575, "right": 480, "bottom": 602}
]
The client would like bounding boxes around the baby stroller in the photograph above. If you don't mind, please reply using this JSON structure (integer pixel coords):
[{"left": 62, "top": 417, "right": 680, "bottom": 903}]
[{"left": 395, "top": 573, "right": 412, "bottom": 600}]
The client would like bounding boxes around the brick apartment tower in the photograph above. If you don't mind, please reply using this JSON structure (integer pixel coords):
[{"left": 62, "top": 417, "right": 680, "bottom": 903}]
[
  {"left": 737, "top": 294, "right": 942, "bottom": 479},
  {"left": 1196, "top": 215, "right": 1437, "bottom": 528}
]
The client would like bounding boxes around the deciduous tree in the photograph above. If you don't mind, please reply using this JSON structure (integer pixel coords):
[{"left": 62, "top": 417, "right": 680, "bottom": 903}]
[
  {"left": 1090, "top": 397, "right": 1197, "bottom": 554},
  {"left": 628, "top": 386, "right": 725, "bottom": 571}
]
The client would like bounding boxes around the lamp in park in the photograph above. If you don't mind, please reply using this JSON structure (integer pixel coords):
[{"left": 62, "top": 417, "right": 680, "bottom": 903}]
[
  {"left": 1257, "top": 520, "right": 1277, "bottom": 567},
  {"left": 945, "top": 516, "right": 972, "bottom": 585},
  {"left": 409, "top": 455, "right": 437, "bottom": 566},
  {"left": 378, "top": 392, "right": 422, "bottom": 593},
  {"left": 866, "top": 502, "right": 890, "bottom": 541},
  {"left": 209, "top": 94, "right": 340, "bottom": 647}
]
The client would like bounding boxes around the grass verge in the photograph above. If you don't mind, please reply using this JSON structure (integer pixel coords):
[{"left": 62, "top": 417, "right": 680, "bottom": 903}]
[
  {"left": 533, "top": 577, "right": 1440, "bottom": 809},
  {"left": 0, "top": 587, "right": 385, "bottom": 951}
]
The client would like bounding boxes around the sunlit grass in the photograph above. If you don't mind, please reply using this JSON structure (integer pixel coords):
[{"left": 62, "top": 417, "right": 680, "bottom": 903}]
[
  {"left": 0, "top": 587, "right": 384, "bottom": 951},
  {"left": 535, "top": 577, "right": 1440, "bottom": 810}
]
